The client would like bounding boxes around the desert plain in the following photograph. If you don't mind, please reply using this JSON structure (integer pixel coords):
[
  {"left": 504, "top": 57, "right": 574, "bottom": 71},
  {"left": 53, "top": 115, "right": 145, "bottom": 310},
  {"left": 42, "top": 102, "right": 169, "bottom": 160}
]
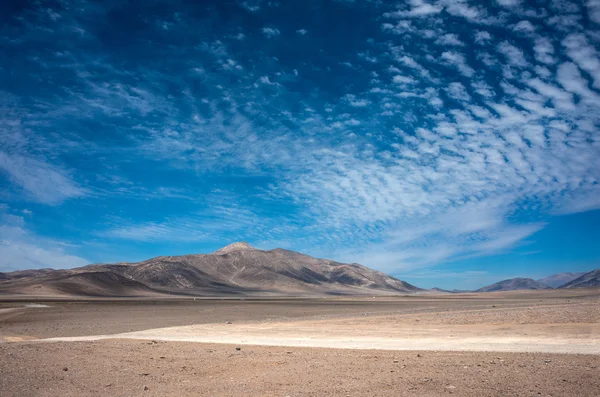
[{"left": 1, "top": 289, "right": 599, "bottom": 397}]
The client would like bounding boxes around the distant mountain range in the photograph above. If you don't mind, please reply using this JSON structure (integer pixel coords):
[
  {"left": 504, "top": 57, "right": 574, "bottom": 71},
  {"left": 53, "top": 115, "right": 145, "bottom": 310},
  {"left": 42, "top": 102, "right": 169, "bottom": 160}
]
[
  {"left": 476, "top": 277, "right": 552, "bottom": 293},
  {"left": 536, "top": 272, "right": 586, "bottom": 288},
  {"left": 475, "top": 270, "right": 600, "bottom": 292},
  {"left": 429, "top": 287, "right": 470, "bottom": 294},
  {"left": 0, "top": 242, "right": 421, "bottom": 297},
  {"left": 559, "top": 269, "right": 600, "bottom": 289},
  {"left": 1, "top": 243, "right": 598, "bottom": 297}
]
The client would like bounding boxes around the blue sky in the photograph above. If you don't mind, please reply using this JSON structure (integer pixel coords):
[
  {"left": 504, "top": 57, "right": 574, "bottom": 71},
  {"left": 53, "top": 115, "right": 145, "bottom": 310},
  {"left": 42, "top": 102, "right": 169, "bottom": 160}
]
[{"left": 1, "top": 0, "right": 600, "bottom": 289}]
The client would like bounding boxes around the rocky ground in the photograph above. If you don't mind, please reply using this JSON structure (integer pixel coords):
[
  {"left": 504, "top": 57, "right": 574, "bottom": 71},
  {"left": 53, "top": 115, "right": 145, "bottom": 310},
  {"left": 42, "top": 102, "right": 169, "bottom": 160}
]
[
  {"left": 1, "top": 340, "right": 599, "bottom": 397},
  {"left": 1, "top": 290, "right": 599, "bottom": 396}
]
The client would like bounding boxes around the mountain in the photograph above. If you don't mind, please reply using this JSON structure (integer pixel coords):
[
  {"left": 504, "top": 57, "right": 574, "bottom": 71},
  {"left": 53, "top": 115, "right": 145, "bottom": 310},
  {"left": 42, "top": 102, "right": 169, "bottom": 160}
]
[
  {"left": 429, "top": 287, "right": 450, "bottom": 294},
  {"left": 0, "top": 242, "right": 421, "bottom": 297},
  {"left": 428, "top": 287, "right": 470, "bottom": 294},
  {"left": 213, "top": 241, "right": 255, "bottom": 254},
  {"left": 558, "top": 269, "right": 600, "bottom": 289},
  {"left": 476, "top": 277, "right": 553, "bottom": 292},
  {"left": 536, "top": 272, "right": 586, "bottom": 288}
]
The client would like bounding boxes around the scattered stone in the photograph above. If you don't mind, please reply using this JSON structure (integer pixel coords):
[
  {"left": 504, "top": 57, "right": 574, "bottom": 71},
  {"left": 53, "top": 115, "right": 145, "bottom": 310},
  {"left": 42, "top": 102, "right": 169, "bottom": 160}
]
[
  {"left": 225, "top": 321, "right": 232, "bottom": 324},
  {"left": 62, "top": 367, "right": 68, "bottom": 372},
  {"left": 446, "top": 385, "right": 456, "bottom": 389},
  {"left": 144, "top": 385, "right": 149, "bottom": 391},
  {"left": 417, "top": 354, "right": 421, "bottom": 358},
  {"left": 393, "top": 360, "right": 399, "bottom": 363},
  {"left": 236, "top": 347, "right": 241, "bottom": 351},
  {"left": 544, "top": 359, "right": 552, "bottom": 364}
]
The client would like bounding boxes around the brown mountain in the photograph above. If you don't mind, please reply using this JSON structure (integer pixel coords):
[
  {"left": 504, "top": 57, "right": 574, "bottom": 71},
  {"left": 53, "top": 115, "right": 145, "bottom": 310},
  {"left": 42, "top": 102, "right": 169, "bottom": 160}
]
[
  {"left": 0, "top": 242, "right": 421, "bottom": 297},
  {"left": 476, "top": 277, "right": 552, "bottom": 292},
  {"left": 429, "top": 287, "right": 470, "bottom": 294},
  {"left": 558, "top": 269, "right": 600, "bottom": 289},
  {"left": 536, "top": 272, "right": 586, "bottom": 288}
]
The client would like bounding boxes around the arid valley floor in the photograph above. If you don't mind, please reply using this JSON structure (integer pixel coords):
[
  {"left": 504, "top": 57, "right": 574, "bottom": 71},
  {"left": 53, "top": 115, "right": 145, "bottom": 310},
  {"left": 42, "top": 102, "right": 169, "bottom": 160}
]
[{"left": 1, "top": 290, "right": 599, "bottom": 396}]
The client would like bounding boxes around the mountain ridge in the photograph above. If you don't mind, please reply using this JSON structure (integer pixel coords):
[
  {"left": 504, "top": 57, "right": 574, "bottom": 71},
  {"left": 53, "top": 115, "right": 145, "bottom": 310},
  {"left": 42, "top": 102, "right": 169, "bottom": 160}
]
[
  {"left": 0, "top": 243, "right": 421, "bottom": 297},
  {"left": 558, "top": 269, "right": 600, "bottom": 289},
  {"left": 476, "top": 277, "right": 552, "bottom": 292},
  {"left": 536, "top": 272, "right": 586, "bottom": 288}
]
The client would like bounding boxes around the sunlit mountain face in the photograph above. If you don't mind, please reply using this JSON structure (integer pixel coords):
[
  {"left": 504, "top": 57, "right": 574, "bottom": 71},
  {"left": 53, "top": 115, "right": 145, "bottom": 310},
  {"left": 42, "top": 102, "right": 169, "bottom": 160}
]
[{"left": 1, "top": 0, "right": 599, "bottom": 289}]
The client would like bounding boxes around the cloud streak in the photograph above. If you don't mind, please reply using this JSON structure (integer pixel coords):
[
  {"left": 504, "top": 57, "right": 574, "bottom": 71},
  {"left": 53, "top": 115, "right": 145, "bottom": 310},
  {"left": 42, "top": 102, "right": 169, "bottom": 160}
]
[{"left": 0, "top": 0, "right": 599, "bottom": 277}]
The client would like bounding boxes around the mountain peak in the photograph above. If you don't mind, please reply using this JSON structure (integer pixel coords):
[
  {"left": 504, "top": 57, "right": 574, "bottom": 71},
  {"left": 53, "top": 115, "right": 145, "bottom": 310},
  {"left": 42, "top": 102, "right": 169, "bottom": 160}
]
[{"left": 214, "top": 241, "right": 257, "bottom": 255}]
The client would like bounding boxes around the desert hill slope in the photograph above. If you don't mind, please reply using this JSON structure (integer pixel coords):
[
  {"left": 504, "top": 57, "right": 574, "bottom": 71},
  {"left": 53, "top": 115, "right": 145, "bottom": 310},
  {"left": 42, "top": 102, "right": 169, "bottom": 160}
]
[
  {"left": 558, "top": 269, "right": 600, "bottom": 289},
  {"left": 476, "top": 277, "right": 552, "bottom": 292},
  {"left": 0, "top": 242, "right": 420, "bottom": 297},
  {"left": 537, "top": 272, "right": 586, "bottom": 288}
]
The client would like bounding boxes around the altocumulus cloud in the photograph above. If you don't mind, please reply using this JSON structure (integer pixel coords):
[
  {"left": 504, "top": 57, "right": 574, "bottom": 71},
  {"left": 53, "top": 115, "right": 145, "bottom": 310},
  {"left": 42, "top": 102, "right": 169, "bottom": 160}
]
[{"left": 0, "top": 0, "right": 599, "bottom": 280}]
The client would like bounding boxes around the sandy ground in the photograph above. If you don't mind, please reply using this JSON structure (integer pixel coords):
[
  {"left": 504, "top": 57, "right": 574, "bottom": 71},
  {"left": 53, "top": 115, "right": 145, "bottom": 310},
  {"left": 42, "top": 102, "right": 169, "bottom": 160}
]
[
  {"left": 1, "top": 290, "right": 599, "bottom": 396},
  {"left": 2, "top": 340, "right": 599, "bottom": 397}
]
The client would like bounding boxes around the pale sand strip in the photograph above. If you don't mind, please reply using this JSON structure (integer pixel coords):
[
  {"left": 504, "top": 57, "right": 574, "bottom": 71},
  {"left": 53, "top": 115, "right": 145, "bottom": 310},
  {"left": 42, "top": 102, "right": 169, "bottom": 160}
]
[{"left": 37, "top": 320, "right": 600, "bottom": 354}]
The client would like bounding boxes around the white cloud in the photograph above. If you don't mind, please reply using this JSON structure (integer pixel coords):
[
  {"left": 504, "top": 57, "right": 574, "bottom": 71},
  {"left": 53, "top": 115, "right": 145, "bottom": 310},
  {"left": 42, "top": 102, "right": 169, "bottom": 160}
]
[
  {"left": 240, "top": 0, "right": 262, "bottom": 12},
  {"left": 387, "top": 0, "right": 443, "bottom": 18},
  {"left": 103, "top": 206, "right": 267, "bottom": 243},
  {"left": 392, "top": 75, "right": 416, "bottom": 84},
  {"left": 472, "top": 80, "right": 495, "bottom": 97},
  {"left": 512, "top": 20, "right": 536, "bottom": 33},
  {"left": 105, "top": 222, "right": 208, "bottom": 242},
  {"left": 262, "top": 27, "right": 280, "bottom": 38},
  {"left": 527, "top": 78, "right": 575, "bottom": 111},
  {"left": 562, "top": 34, "right": 600, "bottom": 89},
  {"left": 0, "top": 152, "right": 85, "bottom": 205},
  {"left": 548, "top": 14, "right": 582, "bottom": 30},
  {"left": 446, "top": 82, "right": 471, "bottom": 101},
  {"left": 5, "top": 0, "right": 600, "bottom": 278},
  {"left": 533, "top": 37, "right": 555, "bottom": 64},
  {"left": 441, "top": 0, "right": 486, "bottom": 22},
  {"left": 441, "top": 51, "right": 475, "bottom": 77},
  {"left": 259, "top": 75, "right": 279, "bottom": 85},
  {"left": 588, "top": 0, "right": 600, "bottom": 23},
  {"left": 343, "top": 94, "right": 371, "bottom": 107},
  {"left": 296, "top": 29, "right": 308, "bottom": 35},
  {"left": 497, "top": 41, "right": 528, "bottom": 67},
  {"left": 474, "top": 30, "right": 492, "bottom": 44},
  {"left": 0, "top": 212, "right": 88, "bottom": 272},
  {"left": 396, "top": 55, "right": 433, "bottom": 79},
  {"left": 556, "top": 62, "right": 600, "bottom": 103},
  {"left": 435, "top": 33, "right": 464, "bottom": 46},
  {"left": 327, "top": 200, "right": 544, "bottom": 272},
  {"left": 496, "top": 0, "right": 521, "bottom": 7}
]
